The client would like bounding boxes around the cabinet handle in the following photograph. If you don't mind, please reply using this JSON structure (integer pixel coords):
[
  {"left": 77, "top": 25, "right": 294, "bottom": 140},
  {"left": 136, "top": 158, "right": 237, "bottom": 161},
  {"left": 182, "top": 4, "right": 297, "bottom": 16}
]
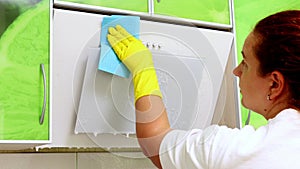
[
  {"left": 157, "top": 0, "right": 161, "bottom": 3},
  {"left": 40, "top": 63, "right": 47, "bottom": 125}
]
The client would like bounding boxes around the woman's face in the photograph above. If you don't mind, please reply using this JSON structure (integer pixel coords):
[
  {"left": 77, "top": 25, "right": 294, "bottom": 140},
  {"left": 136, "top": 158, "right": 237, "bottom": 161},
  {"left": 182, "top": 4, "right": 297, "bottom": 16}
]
[{"left": 233, "top": 32, "right": 271, "bottom": 114}]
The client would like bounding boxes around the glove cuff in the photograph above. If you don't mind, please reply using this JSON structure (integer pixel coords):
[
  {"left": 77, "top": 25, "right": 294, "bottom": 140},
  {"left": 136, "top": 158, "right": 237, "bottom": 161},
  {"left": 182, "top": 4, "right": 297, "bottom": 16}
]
[{"left": 133, "top": 68, "right": 162, "bottom": 103}]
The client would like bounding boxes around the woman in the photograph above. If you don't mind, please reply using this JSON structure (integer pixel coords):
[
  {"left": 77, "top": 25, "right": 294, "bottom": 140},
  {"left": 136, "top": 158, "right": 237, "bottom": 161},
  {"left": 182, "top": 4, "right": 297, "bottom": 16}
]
[{"left": 107, "top": 10, "right": 300, "bottom": 169}]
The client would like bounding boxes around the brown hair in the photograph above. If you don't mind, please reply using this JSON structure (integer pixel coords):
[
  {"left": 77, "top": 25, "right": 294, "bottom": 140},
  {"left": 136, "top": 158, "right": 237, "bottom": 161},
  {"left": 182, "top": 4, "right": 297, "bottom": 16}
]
[{"left": 253, "top": 10, "right": 300, "bottom": 108}]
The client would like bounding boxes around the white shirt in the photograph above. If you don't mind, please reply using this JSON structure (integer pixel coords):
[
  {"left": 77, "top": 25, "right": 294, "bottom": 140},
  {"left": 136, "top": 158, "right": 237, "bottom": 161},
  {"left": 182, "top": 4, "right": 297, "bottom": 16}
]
[{"left": 159, "top": 109, "right": 300, "bottom": 169}]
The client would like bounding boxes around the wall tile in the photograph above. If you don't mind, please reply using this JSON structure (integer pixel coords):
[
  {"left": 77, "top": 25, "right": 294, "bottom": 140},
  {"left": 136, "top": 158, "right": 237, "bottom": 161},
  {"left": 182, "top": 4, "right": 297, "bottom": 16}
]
[
  {"left": 0, "top": 153, "right": 76, "bottom": 169},
  {"left": 77, "top": 152, "right": 156, "bottom": 169}
]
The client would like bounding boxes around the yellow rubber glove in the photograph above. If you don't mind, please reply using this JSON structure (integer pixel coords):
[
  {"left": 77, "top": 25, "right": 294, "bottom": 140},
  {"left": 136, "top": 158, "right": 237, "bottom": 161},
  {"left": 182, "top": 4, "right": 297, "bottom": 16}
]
[{"left": 107, "top": 25, "right": 162, "bottom": 102}]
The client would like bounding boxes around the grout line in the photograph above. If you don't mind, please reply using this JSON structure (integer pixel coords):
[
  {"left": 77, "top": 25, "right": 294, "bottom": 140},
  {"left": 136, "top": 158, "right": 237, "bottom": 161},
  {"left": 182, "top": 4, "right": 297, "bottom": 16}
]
[
  {"left": 0, "top": 147, "right": 143, "bottom": 153},
  {"left": 76, "top": 152, "right": 78, "bottom": 169}
]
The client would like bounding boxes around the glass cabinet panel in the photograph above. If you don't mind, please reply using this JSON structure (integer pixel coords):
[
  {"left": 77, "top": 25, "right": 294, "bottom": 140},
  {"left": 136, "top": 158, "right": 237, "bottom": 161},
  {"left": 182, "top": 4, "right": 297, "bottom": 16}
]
[
  {"left": 56, "top": 0, "right": 148, "bottom": 13},
  {"left": 154, "top": 0, "right": 230, "bottom": 25}
]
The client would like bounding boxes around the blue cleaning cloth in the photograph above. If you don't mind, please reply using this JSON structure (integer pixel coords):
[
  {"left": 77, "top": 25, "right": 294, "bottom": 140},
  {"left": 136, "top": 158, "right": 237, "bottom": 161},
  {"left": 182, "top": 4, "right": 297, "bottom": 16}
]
[{"left": 98, "top": 15, "right": 140, "bottom": 78}]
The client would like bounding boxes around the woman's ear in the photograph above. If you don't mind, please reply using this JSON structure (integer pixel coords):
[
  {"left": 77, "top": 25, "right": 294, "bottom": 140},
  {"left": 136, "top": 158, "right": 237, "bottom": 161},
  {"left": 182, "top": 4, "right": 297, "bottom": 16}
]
[{"left": 269, "top": 71, "right": 286, "bottom": 100}]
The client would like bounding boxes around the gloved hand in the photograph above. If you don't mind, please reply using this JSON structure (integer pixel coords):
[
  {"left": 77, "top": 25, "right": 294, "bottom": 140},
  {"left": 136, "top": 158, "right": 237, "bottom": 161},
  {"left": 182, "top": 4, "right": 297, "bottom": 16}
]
[{"left": 107, "top": 25, "right": 162, "bottom": 102}]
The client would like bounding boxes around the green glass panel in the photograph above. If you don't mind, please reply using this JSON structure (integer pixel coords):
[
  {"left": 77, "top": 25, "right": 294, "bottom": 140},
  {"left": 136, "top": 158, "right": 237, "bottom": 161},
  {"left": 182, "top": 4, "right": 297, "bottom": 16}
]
[
  {"left": 0, "top": 0, "right": 49, "bottom": 140},
  {"left": 234, "top": 0, "right": 300, "bottom": 128},
  {"left": 154, "top": 0, "right": 230, "bottom": 25},
  {"left": 58, "top": 0, "right": 148, "bottom": 13}
]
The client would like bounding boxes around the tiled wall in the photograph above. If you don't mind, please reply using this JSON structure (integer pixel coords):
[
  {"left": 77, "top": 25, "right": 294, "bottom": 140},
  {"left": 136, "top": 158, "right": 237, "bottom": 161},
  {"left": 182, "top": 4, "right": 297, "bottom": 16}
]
[{"left": 0, "top": 152, "right": 156, "bottom": 169}]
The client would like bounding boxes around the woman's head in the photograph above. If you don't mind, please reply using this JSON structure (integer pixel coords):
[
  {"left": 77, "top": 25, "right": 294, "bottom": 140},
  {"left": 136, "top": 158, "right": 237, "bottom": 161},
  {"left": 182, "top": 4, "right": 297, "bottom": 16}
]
[
  {"left": 253, "top": 10, "right": 300, "bottom": 109},
  {"left": 233, "top": 10, "right": 300, "bottom": 118}
]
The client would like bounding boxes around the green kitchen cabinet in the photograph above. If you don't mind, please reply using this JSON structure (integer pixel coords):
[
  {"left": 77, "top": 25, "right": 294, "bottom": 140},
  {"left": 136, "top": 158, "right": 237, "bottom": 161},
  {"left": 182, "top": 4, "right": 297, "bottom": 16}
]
[
  {"left": 0, "top": 0, "right": 50, "bottom": 148},
  {"left": 234, "top": 0, "right": 300, "bottom": 128},
  {"left": 153, "top": 0, "right": 231, "bottom": 25},
  {"left": 56, "top": 0, "right": 148, "bottom": 13}
]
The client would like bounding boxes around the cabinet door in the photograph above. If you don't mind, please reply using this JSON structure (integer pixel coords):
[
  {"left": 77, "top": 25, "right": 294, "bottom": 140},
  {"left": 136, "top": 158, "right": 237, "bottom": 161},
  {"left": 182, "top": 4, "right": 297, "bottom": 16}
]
[
  {"left": 0, "top": 0, "right": 50, "bottom": 142},
  {"left": 154, "top": 0, "right": 230, "bottom": 25},
  {"left": 56, "top": 0, "right": 148, "bottom": 13},
  {"left": 234, "top": 0, "right": 300, "bottom": 128}
]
